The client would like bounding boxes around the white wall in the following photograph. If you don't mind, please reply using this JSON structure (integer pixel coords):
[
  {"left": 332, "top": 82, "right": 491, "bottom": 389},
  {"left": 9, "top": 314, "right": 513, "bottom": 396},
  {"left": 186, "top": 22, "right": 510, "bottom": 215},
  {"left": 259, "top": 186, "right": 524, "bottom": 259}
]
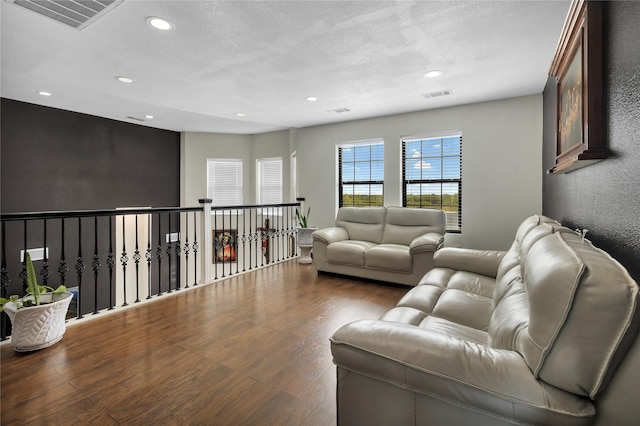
[
  {"left": 181, "top": 130, "right": 292, "bottom": 207},
  {"left": 294, "top": 95, "right": 543, "bottom": 250},
  {"left": 182, "top": 94, "right": 543, "bottom": 251}
]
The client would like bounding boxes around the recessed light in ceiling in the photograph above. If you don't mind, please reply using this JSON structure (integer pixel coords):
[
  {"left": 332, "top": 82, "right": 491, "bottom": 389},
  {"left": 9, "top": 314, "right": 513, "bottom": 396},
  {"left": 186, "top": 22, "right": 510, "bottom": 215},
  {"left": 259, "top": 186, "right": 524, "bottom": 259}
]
[
  {"left": 423, "top": 70, "right": 443, "bottom": 78},
  {"left": 37, "top": 91, "right": 52, "bottom": 96},
  {"left": 146, "top": 16, "right": 174, "bottom": 31},
  {"left": 235, "top": 113, "right": 246, "bottom": 117},
  {"left": 116, "top": 76, "right": 134, "bottom": 84},
  {"left": 145, "top": 115, "right": 154, "bottom": 119},
  {"left": 306, "top": 96, "right": 318, "bottom": 102}
]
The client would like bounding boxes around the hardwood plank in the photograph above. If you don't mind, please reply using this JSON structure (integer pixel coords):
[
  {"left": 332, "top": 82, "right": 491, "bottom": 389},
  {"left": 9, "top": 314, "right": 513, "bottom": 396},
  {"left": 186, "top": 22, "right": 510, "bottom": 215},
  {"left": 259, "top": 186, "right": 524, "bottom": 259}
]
[{"left": 1, "top": 260, "right": 406, "bottom": 425}]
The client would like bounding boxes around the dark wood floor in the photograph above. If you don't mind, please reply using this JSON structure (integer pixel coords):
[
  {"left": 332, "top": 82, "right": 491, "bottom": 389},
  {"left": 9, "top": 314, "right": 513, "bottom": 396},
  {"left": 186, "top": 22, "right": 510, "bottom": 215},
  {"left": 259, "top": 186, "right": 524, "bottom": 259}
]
[{"left": 1, "top": 260, "right": 407, "bottom": 425}]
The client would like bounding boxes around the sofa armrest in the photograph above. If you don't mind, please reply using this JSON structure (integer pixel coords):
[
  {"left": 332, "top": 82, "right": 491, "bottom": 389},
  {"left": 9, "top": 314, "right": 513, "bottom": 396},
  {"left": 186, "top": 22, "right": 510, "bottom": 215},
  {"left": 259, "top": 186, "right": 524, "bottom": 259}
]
[
  {"left": 312, "top": 227, "right": 349, "bottom": 245},
  {"left": 409, "top": 232, "right": 444, "bottom": 255},
  {"left": 433, "top": 247, "right": 506, "bottom": 278},
  {"left": 331, "top": 320, "right": 594, "bottom": 421}
]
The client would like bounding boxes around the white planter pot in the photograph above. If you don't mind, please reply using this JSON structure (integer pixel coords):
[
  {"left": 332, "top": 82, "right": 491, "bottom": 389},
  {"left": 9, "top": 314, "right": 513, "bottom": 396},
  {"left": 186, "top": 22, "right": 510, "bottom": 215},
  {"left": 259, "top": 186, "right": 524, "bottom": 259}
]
[
  {"left": 297, "top": 227, "right": 317, "bottom": 264},
  {"left": 4, "top": 292, "right": 73, "bottom": 352}
]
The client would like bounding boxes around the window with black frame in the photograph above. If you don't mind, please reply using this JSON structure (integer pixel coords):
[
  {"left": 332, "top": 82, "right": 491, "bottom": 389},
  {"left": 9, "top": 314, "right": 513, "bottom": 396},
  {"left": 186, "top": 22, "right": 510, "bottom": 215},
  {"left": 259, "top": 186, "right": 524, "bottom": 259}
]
[
  {"left": 338, "top": 141, "right": 384, "bottom": 207},
  {"left": 402, "top": 135, "right": 462, "bottom": 232}
]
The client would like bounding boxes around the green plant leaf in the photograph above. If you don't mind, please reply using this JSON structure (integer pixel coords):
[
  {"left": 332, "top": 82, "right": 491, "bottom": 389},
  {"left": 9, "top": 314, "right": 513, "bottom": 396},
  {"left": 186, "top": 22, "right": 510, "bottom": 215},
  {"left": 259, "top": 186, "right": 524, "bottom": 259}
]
[
  {"left": 53, "top": 285, "right": 67, "bottom": 294},
  {"left": 25, "top": 252, "right": 40, "bottom": 306}
]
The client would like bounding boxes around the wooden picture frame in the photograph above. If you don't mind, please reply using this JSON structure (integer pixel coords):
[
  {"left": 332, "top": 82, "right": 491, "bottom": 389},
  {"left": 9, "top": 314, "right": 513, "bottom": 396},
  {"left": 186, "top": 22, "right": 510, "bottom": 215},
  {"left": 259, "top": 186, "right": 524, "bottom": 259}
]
[
  {"left": 548, "top": 0, "right": 607, "bottom": 174},
  {"left": 213, "top": 229, "right": 237, "bottom": 263}
]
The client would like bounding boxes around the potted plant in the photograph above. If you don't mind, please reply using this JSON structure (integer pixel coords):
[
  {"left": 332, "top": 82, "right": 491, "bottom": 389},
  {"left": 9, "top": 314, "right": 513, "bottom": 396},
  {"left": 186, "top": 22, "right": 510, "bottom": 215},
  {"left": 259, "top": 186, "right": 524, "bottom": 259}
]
[
  {"left": 295, "top": 206, "right": 317, "bottom": 264},
  {"left": 0, "top": 252, "right": 72, "bottom": 352}
]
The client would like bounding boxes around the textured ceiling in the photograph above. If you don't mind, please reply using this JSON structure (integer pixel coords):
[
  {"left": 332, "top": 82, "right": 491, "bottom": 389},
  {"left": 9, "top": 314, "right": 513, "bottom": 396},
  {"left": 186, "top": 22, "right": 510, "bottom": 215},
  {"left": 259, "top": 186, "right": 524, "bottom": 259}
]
[{"left": 1, "top": 0, "right": 570, "bottom": 134}]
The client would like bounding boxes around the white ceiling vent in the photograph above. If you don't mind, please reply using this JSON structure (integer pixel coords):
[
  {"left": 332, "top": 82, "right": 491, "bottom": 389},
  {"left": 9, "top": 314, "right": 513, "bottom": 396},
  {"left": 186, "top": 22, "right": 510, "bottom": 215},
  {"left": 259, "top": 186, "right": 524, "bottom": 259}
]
[
  {"left": 328, "top": 108, "right": 351, "bottom": 114},
  {"left": 9, "top": 0, "right": 123, "bottom": 30},
  {"left": 421, "top": 90, "right": 453, "bottom": 99}
]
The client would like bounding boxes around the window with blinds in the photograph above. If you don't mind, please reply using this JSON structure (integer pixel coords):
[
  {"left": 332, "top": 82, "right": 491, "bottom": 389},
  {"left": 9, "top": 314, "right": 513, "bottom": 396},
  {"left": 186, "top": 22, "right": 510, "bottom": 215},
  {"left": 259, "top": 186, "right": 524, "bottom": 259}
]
[
  {"left": 257, "top": 157, "right": 283, "bottom": 208},
  {"left": 207, "top": 158, "right": 243, "bottom": 209},
  {"left": 338, "top": 140, "right": 384, "bottom": 207},
  {"left": 402, "top": 135, "right": 462, "bottom": 232}
]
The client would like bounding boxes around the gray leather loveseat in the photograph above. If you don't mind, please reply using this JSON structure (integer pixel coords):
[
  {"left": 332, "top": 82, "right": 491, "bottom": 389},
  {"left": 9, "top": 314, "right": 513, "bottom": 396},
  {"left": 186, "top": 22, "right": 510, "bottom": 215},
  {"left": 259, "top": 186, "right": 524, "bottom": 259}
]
[
  {"left": 331, "top": 215, "right": 640, "bottom": 425},
  {"left": 312, "top": 207, "right": 446, "bottom": 286}
]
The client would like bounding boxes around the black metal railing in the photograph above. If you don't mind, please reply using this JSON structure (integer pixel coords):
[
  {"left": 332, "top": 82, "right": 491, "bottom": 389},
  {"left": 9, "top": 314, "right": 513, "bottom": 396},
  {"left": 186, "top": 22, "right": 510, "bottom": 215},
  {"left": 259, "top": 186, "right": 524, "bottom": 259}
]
[{"left": 0, "top": 202, "right": 301, "bottom": 341}]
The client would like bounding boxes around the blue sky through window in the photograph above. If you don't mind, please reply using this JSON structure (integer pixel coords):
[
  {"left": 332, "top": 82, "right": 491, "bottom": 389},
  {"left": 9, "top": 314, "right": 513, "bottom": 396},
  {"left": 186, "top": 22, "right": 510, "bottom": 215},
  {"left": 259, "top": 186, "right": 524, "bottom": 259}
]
[
  {"left": 404, "top": 136, "right": 461, "bottom": 195},
  {"left": 340, "top": 142, "right": 384, "bottom": 195}
]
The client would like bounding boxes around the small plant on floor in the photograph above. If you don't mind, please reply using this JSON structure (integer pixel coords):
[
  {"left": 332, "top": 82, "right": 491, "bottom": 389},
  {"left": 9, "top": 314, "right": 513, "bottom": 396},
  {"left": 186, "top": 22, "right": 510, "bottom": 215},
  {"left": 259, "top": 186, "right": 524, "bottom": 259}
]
[
  {"left": 295, "top": 206, "right": 311, "bottom": 228},
  {"left": 0, "top": 252, "right": 67, "bottom": 311}
]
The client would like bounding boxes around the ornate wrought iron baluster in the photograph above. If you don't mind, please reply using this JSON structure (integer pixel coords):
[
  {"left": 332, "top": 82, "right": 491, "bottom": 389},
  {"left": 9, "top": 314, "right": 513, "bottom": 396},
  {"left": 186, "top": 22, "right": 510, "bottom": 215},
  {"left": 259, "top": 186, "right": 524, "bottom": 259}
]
[
  {"left": 146, "top": 219, "right": 152, "bottom": 299},
  {"left": 156, "top": 214, "right": 163, "bottom": 295},
  {"left": 241, "top": 208, "right": 247, "bottom": 272},
  {"left": 58, "top": 218, "right": 68, "bottom": 287},
  {"left": 166, "top": 213, "right": 173, "bottom": 293},
  {"left": 213, "top": 211, "right": 219, "bottom": 280},
  {"left": 134, "top": 215, "right": 141, "bottom": 302},
  {"left": 175, "top": 214, "right": 181, "bottom": 290},
  {"left": 107, "top": 216, "right": 115, "bottom": 310},
  {"left": 120, "top": 216, "right": 129, "bottom": 307},
  {"left": 248, "top": 209, "right": 253, "bottom": 271},
  {"left": 19, "top": 220, "right": 27, "bottom": 291},
  {"left": 41, "top": 219, "right": 50, "bottom": 286},
  {"left": 76, "top": 218, "right": 85, "bottom": 319},
  {"left": 184, "top": 214, "right": 190, "bottom": 289},
  {"left": 92, "top": 216, "right": 101, "bottom": 314},
  {"left": 192, "top": 211, "right": 198, "bottom": 287},
  {"left": 235, "top": 209, "right": 239, "bottom": 275}
]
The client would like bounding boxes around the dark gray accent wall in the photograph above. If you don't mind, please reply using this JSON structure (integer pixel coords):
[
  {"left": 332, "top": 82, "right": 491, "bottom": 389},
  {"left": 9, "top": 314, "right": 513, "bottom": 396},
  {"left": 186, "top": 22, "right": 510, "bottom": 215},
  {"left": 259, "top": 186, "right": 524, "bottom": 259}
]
[
  {"left": 1, "top": 99, "right": 180, "bottom": 317},
  {"left": 542, "top": 1, "right": 640, "bottom": 282},
  {"left": 1, "top": 98, "right": 180, "bottom": 212}
]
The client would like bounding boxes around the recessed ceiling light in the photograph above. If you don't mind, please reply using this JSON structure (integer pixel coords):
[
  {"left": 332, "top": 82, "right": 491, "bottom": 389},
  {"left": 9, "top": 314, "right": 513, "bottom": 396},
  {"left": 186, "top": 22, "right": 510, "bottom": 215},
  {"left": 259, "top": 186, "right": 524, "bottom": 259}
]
[
  {"left": 116, "top": 76, "right": 134, "bottom": 83},
  {"left": 306, "top": 96, "right": 318, "bottom": 102},
  {"left": 423, "top": 70, "right": 443, "bottom": 78},
  {"left": 145, "top": 115, "right": 154, "bottom": 119},
  {"left": 37, "top": 91, "right": 52, "bottom": 96},
  {"left": 235, "top": 113, "right": 246, "bottom": 117},
  {"left": 146, "top": 16, "right": 174, "bottom": 31}
]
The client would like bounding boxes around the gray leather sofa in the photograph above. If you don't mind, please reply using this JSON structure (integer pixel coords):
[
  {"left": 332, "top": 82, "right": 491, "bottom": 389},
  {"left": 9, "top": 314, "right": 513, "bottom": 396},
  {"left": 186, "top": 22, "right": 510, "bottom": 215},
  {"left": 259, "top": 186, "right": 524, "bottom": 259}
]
[
  {"left": 330, "top": 215, "right": 640, "bottom": 425},
  {"left": 312, "top": 207, "right": 446, "bottom": 286}
]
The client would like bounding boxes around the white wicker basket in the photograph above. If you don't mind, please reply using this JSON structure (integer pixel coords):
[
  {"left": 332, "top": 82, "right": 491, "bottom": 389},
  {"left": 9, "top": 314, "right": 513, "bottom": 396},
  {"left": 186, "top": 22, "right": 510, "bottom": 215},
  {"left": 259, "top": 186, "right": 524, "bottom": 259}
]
[{"left": 4, "top": 292, "right": 73, "bottom": 352}]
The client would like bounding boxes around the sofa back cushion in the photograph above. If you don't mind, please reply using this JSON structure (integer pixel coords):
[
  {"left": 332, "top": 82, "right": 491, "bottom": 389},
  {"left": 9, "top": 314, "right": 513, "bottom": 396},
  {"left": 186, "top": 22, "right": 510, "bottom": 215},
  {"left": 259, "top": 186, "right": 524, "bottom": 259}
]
[
  {"left": 335, "top": 207, "right": 387, "bottom": 244},
  {"left": 517, "top": 232, "right": 639, "bottom": 398},
  {"left": 382, "top": 207, "right": 445, "bottom": 246}
]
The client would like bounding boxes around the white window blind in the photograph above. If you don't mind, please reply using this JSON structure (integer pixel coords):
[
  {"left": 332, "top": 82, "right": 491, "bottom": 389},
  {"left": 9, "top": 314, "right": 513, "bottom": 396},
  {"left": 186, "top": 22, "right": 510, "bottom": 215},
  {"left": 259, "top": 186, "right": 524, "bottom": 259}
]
[
  {"left": 257, "top": 157, "right": 283, "bottom": 205},
  {"left": 207, "top": 158, "right": 243, "bottom": 207}
]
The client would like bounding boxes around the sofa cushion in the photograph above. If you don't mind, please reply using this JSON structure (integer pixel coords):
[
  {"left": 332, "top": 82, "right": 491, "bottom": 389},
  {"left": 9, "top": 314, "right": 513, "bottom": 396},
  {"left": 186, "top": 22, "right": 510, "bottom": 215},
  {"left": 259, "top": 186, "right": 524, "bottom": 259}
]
[
  {"left": 335, "top": 206, "right": 386, "bottom": 244},
  {"left": 518, "top": 232, "right": 639, "bottom": 398},
  {"left": 431, "top": 288, "right": 493, "bottom": 331},
  {"left": 327, "top": 240, "right": 377, "bottom": 266},
  {"left": 365, "top": 244, "right": 412, "bottom": 272},
  {"left": 382, "top": 207, "right": 445, "bottom": 246}
]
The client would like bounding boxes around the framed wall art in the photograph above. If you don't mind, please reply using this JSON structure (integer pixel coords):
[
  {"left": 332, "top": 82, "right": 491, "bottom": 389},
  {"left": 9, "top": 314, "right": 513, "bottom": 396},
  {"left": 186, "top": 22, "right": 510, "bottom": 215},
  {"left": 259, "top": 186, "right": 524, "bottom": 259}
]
[
  {"left": 213, "top": 229, "right": 237, "bottom": 263},
  {"left": 548, "top": 0, "right": 607, "bottom": 174}
]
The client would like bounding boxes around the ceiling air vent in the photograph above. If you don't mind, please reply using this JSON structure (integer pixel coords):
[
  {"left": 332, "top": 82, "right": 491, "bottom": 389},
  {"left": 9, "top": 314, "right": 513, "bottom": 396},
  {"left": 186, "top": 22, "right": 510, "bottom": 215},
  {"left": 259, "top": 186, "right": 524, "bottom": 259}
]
[
  {"left": 9, "top": 0, "right": 123, "bottom": 30},
  {"left": 421, "top": 89, "right": 453, "bottom": 99},
  {"left": 328, "top": 108, "right": 351, "bottom": 114}
]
